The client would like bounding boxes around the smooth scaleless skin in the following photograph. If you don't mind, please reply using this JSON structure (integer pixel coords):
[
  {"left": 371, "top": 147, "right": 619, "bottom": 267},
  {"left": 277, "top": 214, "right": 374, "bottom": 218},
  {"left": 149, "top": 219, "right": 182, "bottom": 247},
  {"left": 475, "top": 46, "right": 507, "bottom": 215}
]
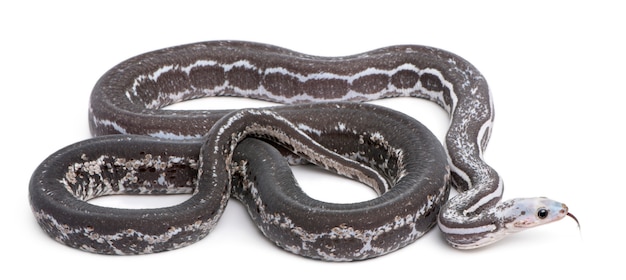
[
  {"left": 30, "top": 41, "right": 572, "bottom": 260},
  {"left": 30, "top": 103, "right": 449, "bottom": 260}
]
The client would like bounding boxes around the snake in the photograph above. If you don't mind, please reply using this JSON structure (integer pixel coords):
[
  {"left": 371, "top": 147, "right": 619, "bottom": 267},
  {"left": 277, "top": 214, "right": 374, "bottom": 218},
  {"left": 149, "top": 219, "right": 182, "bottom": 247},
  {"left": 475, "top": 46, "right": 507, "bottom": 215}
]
[{"left": 29, "top": 41, "right": 576, "bottom": 260}]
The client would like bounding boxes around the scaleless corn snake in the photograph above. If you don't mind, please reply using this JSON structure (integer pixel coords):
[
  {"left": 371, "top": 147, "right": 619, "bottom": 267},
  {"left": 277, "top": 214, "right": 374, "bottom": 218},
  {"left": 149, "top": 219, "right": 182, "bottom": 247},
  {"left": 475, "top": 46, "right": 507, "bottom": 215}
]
[{"left": 29, "top": 41, "right": 576, "bottom": 260}]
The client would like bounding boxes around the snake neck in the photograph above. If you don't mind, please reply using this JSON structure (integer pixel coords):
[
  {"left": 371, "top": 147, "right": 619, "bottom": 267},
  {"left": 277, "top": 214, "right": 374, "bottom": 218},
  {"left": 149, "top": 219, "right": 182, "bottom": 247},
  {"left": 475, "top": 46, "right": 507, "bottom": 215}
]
[
  {"left": 436, "top": 162, "right": 507, "bottom": 249},
  {"left": 438, "top": 176, "right": 571, "bottom": 249}
]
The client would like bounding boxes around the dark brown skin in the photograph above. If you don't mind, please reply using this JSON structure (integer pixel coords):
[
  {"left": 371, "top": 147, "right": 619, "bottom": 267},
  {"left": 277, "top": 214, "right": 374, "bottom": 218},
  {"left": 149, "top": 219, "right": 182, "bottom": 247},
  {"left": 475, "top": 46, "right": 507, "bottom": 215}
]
[
  {"left": 32, "top": 40, "right": 573, "bottom": 258},
  {"left": 30, "top": 103, "right": 449, "bottom": 259}
]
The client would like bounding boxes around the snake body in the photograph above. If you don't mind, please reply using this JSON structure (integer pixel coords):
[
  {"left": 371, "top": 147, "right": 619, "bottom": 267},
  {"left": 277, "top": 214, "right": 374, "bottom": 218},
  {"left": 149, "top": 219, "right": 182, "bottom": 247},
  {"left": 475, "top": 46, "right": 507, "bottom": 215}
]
[{"left": 30, "top": 41, "right": 571, "bottom": 260}]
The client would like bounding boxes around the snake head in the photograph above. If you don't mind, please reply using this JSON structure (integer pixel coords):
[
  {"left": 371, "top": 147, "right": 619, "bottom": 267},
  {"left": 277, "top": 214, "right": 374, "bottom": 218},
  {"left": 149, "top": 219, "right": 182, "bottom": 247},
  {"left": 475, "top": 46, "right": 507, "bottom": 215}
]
[{"left": 500, "top": 197, "right": 570, "bottom": 231}]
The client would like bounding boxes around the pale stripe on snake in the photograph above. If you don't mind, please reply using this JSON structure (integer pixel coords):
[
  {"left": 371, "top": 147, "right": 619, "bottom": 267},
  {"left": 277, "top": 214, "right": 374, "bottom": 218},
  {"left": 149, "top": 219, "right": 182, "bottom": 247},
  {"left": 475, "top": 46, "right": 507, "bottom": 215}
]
[{"left": 29, "top": 41, "right": 573, "bottom": 260}]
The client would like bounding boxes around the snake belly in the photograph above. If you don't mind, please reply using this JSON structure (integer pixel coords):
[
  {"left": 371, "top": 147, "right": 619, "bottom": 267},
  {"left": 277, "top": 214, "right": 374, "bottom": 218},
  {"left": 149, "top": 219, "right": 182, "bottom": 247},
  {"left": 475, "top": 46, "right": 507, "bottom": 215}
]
[{"left": 31, "top": 41, "right": 510, "bottom": 259}]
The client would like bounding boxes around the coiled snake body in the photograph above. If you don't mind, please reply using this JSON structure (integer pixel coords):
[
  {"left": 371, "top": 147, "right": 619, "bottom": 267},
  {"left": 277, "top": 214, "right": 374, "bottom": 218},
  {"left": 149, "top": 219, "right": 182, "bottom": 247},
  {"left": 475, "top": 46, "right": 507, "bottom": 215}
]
[{"left": 29, "top": 41, "right": 572, "bottom": 260}]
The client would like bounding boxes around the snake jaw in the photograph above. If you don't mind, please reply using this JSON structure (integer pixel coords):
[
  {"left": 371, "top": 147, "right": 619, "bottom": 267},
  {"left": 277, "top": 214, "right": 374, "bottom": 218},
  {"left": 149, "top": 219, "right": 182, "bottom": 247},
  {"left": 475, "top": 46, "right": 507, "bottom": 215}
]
[{"left": 501, "top": 198, "right": 570, "bottom": 231}]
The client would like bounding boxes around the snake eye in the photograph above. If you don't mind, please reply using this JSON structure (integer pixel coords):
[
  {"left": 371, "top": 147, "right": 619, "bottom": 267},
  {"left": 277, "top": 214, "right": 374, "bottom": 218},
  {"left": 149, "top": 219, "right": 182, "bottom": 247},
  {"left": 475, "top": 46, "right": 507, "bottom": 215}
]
[{"left": 537, "top": 208, "right": 549, "bottom": 219}]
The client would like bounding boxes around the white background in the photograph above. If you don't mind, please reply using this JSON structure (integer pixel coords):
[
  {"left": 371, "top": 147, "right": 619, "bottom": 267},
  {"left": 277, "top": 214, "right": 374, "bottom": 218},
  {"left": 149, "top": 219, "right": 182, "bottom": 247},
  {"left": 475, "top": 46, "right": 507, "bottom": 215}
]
[{"left": 2, "top": 0, "right": 622, "bottom": 278}]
